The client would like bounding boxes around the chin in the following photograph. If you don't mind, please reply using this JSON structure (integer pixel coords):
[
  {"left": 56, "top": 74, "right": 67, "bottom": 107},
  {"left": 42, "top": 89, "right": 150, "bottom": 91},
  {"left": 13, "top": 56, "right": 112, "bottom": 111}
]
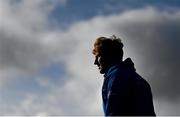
[{"left": 100, "top": 69, "right": 105, "bottom": 74}]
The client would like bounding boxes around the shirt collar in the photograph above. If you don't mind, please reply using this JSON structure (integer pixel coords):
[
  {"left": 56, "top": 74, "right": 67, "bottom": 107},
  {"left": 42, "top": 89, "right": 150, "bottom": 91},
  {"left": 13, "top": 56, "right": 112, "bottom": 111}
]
[{"left": 104, "top": 64, "right": 120, "bottom": 78}]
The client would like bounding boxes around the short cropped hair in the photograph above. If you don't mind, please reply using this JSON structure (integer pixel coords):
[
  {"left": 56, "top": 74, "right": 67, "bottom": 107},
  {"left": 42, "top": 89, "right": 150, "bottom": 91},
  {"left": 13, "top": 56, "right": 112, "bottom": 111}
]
[{"left": 93, "top": 35, "right": 124, "bottom": 61}]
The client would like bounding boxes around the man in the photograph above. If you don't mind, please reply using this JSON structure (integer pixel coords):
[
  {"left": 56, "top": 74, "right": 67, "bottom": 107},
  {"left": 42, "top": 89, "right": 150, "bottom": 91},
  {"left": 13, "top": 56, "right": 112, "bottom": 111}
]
[{"left": 92, "top": 36, "right": 156, "bottom": 116}]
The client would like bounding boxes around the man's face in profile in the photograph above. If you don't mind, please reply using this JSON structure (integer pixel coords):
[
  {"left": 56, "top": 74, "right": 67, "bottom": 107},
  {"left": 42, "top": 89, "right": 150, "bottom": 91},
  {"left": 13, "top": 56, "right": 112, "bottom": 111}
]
[{"left": 93, "top": 49, "right": 109, "bottom": 74}]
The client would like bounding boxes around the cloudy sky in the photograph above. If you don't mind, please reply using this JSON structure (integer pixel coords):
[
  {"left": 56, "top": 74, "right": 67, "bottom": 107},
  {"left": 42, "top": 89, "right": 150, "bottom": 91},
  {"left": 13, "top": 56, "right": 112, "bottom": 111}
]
[{"left": 0, "top": 0, "right": 180, "bottom": 116}]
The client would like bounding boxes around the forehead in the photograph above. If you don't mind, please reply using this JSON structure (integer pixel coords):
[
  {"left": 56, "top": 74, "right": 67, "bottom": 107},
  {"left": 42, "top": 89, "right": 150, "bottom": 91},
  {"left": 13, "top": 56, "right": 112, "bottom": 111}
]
[
  {"left": 93, "top": 45, "right": 100, "bottom": 56},
  {"left": 92, "top": 37, "right": 106, "bottom": 55}
]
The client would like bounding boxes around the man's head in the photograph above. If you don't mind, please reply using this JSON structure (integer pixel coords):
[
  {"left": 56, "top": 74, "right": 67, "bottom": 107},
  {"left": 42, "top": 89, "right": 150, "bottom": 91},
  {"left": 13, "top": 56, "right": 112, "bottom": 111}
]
[{"left": 92, "top": 35, "right": 124, "bottom": 74}]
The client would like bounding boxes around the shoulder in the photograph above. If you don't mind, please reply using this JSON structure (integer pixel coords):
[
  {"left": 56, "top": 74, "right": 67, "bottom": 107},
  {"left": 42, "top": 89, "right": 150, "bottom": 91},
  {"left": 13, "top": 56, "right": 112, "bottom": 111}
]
[
  {"left": 133, "top": 75, "right": 153, "bottom": 98},
  {"left": 108, "top": 67, "right": 132, "bottom": 91},
  {"left": 134, "top": 74, "right": 151, "bottom": 89}
]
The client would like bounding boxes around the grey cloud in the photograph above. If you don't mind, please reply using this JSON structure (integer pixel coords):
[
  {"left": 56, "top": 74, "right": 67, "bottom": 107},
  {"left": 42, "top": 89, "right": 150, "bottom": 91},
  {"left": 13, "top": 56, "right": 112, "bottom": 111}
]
[
  {"left": 74, "top": 7, "right": 180, "bottom": 115},
  {"left": 0, "top": 30, "right": 40, "bottom": 71},
  {"left": 107, "top": 8, "right": 180, "bottom": 100},
  {"left": 57, "top": 7, "right": 180, "bottom": 115},
  {"left": 0, "top": 0, "right": 71, "bottom": 73}
]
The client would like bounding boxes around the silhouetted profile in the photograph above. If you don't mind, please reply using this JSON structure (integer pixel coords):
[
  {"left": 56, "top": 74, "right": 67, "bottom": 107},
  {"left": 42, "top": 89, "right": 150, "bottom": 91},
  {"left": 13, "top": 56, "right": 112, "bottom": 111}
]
[{"left": 92, "top": 35, "right": 156, "bottom": 116}]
